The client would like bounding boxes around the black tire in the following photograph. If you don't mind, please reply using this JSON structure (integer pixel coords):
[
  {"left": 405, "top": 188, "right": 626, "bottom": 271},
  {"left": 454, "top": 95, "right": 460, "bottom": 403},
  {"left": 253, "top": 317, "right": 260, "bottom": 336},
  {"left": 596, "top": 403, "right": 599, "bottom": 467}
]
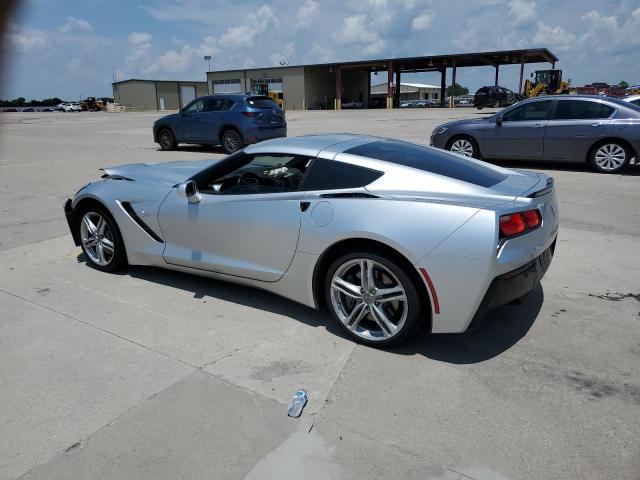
[
  {"left": 76, "top": 205, "right": 127, "bottom": 273},
  {"left": 221, "top": 129, "right": 243, "bottom": 154},
  {"left": 446, "top": 135, "right": 480, "bottom": 159},
  {"left": 589, "top": 140, "right": 630, "bottom": 174},
  {"left": 476, "top": 106, "right": 483, "bottom": 110},
  {"left": 324, "top": 249, "right": 424, "bottom": 347},
  {"left": 158, "top": 127, "right": 177, "bottom": 151}
]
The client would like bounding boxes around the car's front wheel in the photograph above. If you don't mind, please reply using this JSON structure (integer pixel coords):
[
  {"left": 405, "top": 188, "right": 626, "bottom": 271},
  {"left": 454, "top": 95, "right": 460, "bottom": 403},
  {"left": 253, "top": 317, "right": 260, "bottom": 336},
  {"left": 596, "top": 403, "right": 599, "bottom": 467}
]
[
  {"left": 221, "top": 129, "right": 243, "bottom": 154},
  {"left": 446, "top": 135, "right": 478, "bottom": 158},
  {"left": 77, "top": 206, "right": 127, "bottom": 272},
  {"left": 590, "top": 141, "right": 630, "bottom": 173},
  {"left": 158, "top": 128, "right": 177, "bottom": 151},
  {"left": 325, "top": 251, "right": 423, "bottom": 347}
]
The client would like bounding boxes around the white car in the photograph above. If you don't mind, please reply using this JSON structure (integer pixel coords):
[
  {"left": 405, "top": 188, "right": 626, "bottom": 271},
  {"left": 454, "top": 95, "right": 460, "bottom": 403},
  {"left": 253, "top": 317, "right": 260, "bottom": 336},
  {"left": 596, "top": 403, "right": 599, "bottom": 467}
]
[
  {"left": 63, "top": 103, "right": 82, "bottom": 112},
  {"left": 623, "top": 95, "right": 640, "bottom": 107}
]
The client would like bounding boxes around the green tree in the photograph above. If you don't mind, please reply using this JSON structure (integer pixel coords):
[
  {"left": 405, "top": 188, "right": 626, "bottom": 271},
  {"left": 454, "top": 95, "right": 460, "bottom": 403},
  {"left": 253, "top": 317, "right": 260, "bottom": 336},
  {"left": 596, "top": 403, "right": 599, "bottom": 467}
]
[
  {"left": 445, "top": 83, "right": 469, "bottom": 97},
  {"left": 619, "top": 80, "right": 629, "bottom": 87}
]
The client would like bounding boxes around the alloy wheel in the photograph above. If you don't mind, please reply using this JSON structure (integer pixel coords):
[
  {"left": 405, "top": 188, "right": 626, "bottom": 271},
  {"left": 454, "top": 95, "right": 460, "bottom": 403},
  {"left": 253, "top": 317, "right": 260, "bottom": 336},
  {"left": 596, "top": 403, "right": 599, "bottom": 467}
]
[
  {"left": 450, "top": 139, "right": 474, "bottom": 157},
  {"left": 594, "top": 144, "right": 626, "bottom": 171},
  {"left": 80, "top": 211, "right": 115, "bottom": 266},
  {"left": 330, "top": 258, "right": 408, "bottom": 342},
  {"left": 223, "top": 131, "right": 241, "bottom": 152},
  {"left": 159, "top": 130, "right": 173, "bottom": 149}
]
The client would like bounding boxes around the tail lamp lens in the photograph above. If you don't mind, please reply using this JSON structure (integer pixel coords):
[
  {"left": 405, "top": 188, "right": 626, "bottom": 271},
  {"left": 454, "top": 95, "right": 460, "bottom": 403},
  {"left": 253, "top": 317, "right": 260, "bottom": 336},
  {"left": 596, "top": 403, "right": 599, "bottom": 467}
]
[
  {"left": 499, "top": 209, "right": 541, "bottom": 238},
  {"left": 242, "top": 112, "right": 260, "bottom": 118}
]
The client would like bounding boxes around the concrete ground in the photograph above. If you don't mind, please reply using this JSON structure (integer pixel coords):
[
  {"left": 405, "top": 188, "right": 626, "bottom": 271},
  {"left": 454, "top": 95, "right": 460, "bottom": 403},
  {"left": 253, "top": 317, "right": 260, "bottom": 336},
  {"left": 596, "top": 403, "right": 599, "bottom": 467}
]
[{"left": 0, "top": 109, "right": 639, "bottom": 480}]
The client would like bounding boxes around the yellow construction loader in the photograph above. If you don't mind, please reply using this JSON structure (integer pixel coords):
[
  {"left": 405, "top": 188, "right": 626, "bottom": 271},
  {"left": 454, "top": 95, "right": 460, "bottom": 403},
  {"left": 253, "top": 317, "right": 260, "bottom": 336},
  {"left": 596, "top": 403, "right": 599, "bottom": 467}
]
[{"left": 524, "top": 70, "right": 571, "bottom": 97}]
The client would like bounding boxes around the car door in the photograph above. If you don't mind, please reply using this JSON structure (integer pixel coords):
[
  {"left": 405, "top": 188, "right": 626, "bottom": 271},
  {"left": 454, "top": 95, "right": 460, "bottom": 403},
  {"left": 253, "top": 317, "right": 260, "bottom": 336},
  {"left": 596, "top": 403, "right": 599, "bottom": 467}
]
[
  {"left": 482, "top": 99, "right": 553, "bottom": 159},
  {"left": 157, "top": 153, "right": 311, "bottom": 282},
  {"left": 543, "top": 99, "right": 614, "bottom": 160},
  {"left": 179, "top": 99, "right": 207, "bottom": 142},
  {"left": 196, "top": 98, "right": 229, "bottom": 144}
]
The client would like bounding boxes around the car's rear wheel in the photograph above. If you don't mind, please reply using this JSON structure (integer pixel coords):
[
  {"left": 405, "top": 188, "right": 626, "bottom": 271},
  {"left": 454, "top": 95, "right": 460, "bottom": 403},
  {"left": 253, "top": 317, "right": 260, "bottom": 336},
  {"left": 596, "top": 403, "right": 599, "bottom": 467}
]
[
  {"left": 447, "top": 135, "right": 478, "bottom": 158},
  {"left": 221, "top": 129, "right": 243, "bottom": 154},
  {"left": 325, "top": 251, "right": 423, "bottom": 347},
  {"left": 77, "top": 206, "right": 127, "bottom": 272},
  {"left": 158, "top": 128, "right": 177, "bottom": 151},
  {"left": 590, "top": 141, "right": 630, "bottom": 173}
]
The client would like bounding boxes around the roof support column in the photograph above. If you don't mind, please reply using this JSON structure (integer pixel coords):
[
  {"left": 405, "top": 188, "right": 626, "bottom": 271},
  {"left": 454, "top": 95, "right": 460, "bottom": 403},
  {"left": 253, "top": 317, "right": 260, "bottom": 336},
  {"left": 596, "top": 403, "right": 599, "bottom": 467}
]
[
  {"left": 394, "top": 69, "right": 401, "bottom": 107},
  {"left": 518, "top": 52, "right": 525, "bottom": 95},
  {"left": 494, "top": 64, "right": 499, "bottom": 87},
  {"left": 387, "top": 62, "right": 394, "bottom": 109},
  {"left": 335, "top": 65, "right": 341, "bottom": 110},
  {"left": 450, "top": 60, "right": 457, "bottom": 108},
  {"left": 439, "top": 67, "right": 446, "bottom": 107}
]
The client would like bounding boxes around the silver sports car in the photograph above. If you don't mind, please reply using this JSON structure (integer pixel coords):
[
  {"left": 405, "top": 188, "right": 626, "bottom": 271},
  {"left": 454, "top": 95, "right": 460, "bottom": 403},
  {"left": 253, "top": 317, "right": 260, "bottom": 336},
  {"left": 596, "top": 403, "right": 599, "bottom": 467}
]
[{"left": 64, "top": 134, "right": 558, "bottom": 346}]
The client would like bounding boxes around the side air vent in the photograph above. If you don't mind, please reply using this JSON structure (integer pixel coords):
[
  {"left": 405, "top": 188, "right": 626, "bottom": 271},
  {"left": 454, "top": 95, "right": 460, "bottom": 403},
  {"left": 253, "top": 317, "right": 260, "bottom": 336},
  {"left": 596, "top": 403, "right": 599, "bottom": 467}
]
[
  {"left": 102, "top": 174, "right": 134, "bottom": 181},
  {"left": 120, "top": 201, "right": 164, "bottom": 243}
]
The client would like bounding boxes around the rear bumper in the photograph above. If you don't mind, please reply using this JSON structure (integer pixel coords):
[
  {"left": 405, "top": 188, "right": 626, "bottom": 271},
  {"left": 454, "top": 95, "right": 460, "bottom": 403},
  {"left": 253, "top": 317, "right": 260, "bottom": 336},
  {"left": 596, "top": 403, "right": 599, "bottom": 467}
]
[
  {"left": 244, "top": 125, "right": 287, "bottom": 143},
  {"left": 467, "top": 238, "right": 556, "bottom": 331},
  {"left": 64, "top": 199, "right": 81, "bottom": 246}
]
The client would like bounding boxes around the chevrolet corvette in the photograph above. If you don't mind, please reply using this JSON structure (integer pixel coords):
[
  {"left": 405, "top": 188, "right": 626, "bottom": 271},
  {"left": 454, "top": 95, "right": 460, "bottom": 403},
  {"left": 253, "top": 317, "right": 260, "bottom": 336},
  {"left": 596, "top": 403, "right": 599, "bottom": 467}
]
[{"left": 64, "top": 134, "right": 558, "bottom": 346}]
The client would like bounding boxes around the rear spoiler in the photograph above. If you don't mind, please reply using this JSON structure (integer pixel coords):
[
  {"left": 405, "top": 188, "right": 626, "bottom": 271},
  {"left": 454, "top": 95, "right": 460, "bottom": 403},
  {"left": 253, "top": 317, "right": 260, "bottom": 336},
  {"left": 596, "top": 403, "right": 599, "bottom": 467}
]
[{"left": 528, "top": 177, "right": 554, "bottom": 198}]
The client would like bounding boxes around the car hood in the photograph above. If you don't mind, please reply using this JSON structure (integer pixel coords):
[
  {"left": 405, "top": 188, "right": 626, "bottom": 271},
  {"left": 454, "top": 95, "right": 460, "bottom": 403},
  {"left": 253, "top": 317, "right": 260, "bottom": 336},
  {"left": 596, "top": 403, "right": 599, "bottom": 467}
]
[
  {"left": 101, "top": 159, "right": 221, "bottom": 185},
  {"left": 438, "top": 118, "right": 492, "bottom": 130}
]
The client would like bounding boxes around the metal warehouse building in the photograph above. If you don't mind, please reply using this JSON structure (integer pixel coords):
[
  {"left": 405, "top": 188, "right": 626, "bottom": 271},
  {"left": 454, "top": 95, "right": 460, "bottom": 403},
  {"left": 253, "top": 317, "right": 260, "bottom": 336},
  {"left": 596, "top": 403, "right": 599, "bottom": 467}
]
[
  {"left": 112, "top": 79, "right": 207, "bottom": 111},
  {"left": 112, "top": 48, "right": 557, "bottom": 111},
  {"left": 206, "top": 48, "right": 557, "bottom": 110}
]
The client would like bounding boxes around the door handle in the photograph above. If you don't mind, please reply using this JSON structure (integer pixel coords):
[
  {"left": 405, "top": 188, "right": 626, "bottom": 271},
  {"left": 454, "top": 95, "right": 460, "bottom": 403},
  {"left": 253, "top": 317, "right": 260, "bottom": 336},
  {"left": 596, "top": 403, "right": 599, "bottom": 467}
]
[
  {"left": 530, "top": 123, "right": 544, "bottom": 128},
  {"left": 590, "top": 123, "right": 602, "bottom": 127},
  {"left": 300, "top": 201, "right": 310, "bottom": 212}
]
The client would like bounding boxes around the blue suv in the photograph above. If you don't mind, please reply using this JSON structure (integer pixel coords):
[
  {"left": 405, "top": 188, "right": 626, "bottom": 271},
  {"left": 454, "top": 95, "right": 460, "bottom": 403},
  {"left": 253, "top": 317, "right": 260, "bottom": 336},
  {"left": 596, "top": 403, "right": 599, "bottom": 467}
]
[{"left": 153, "top": 94, "right": 287, "bottom": 154}]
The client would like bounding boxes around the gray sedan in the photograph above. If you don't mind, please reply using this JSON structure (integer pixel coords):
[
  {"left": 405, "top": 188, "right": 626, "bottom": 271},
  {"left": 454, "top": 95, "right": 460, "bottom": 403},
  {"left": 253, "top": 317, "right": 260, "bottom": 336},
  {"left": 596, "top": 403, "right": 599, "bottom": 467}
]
[{"left": 430, "top": 96, "right": 640, "bottom": 173}]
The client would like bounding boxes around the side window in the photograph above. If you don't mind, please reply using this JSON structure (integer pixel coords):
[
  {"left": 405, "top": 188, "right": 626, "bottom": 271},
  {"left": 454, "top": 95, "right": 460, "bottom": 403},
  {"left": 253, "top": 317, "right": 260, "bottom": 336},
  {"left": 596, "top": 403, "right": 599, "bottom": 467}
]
[
  {"left": 207, "top": 98, "right": 232, "bottom": 111},
  {"left": 502, "top": 100, "right": 552, "bottom": 121},
  {"left": 301, "top": 158, "right": 383, "bottom": 191},
  {"left": 553, "top": 100, "right": 614, "bottom": 120},
  {"left": 631, "top": 99, "right": 640, "bottom": 107},
  {"left": 184, "top": 99, "right": 204, "bottom": 114},
  {"left": 204, "top": 154, "right": 311, "bottom": 195}
]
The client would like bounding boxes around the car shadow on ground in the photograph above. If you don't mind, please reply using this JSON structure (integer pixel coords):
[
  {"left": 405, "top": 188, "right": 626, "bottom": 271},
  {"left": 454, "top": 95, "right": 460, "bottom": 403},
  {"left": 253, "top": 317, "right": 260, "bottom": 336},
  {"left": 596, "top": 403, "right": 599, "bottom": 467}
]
[
  {"left": 489, "top": 159, "right": 640, "bottom": 176},
  {"left": 78, "top": 255, "right": 543, "bottom": 365},
  {"left": 156, "top": 145, "right": 227, "bottom": 155}
]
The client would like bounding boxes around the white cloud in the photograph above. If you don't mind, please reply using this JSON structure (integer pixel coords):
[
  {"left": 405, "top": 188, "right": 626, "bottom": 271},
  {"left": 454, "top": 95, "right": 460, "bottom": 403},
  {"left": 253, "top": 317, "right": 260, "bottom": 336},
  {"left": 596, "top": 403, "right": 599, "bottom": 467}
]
[
  {"left": 332, "top": 14, "right": 381, "bottom": 45},
  {"left": 508, "top": 0, "right": 537, "bottom": 26},
  {"left": 146, "top": 45, "right": 195, "bottom": 73},
  {"left": 533, "top": 22, "right": 576, "bottom": 50},
  {"left": 294, "top": 0, "right": 319, "bottom": 28},
  {"left": 412, "top": 11, "right": 434, "bottom": 30},
  {"left": 269, "top": 42, "right": 295, "bottom": 66},
  {"left": 58, "top": 16, "right": 93, "bottom": 33},
  {"left": 217, "top": 5, "right": 278, "bottom": 49},
  {"left": 307, "top": 43, "right": 332, "bottom": 63},
  {"left": 128, "top": 32, "right": 152, "bottom": 45},
  {"left": 10, "top": 29, "right": 48, "bottom": 51}
]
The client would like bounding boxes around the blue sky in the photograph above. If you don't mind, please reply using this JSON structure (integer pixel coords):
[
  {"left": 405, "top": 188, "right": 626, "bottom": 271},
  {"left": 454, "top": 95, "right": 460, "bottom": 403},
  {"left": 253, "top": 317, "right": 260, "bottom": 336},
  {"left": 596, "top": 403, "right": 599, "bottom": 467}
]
[{"left": 3, "top": 0, "right": 640, "bottom": 100}]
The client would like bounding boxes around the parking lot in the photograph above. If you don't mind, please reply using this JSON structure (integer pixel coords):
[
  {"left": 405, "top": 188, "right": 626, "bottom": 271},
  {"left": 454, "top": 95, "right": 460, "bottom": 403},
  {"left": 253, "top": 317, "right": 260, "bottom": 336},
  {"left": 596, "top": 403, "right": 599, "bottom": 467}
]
[{"left": 1, "top": 109, "right": 639, "bottom": 480}]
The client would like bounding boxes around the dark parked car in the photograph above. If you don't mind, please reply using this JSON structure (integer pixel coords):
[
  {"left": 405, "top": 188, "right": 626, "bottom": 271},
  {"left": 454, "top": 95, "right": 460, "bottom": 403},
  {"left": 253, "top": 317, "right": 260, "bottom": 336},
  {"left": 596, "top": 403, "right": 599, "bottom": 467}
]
[
  {"left": 474, "top": 86, "right": 520, "bottom": 109},
  {"left": 430, "top": 95, "right": 640, "bottom": 173},
  {"left": 153, "top": 94, "right": 286, "bottom": 154}
]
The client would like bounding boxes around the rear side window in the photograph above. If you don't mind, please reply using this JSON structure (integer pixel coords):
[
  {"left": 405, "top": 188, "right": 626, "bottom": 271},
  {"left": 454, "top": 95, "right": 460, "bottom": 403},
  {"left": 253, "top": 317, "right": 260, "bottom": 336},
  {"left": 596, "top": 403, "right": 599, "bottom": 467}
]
[
  {"left": 246, "top": 96, "right": 278, "bottom": 108},
  {"left": 345, "top": 140, "right": 507, "bottom": 188},
  {"left": 301, "top": 158, "right": 383, "bottom": 191},
  {"left": 207, "top": 98, "right": 233, "bottom": 111},
  {"left": 552, "top": 100, "right": 615, "bottom": 120},
  {"left": 503, "top": 100, "right": 552, "bottom": 121}
]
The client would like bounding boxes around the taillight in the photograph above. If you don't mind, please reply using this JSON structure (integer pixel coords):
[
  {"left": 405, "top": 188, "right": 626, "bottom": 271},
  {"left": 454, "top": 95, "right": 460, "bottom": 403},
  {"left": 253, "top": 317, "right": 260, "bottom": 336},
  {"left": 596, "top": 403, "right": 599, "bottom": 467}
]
[
  {"left": 499, "top": 209, "right": 541, "bottom": 238},
  {"left": 242, "top": 111, "right": 260, "bottom": 118}
]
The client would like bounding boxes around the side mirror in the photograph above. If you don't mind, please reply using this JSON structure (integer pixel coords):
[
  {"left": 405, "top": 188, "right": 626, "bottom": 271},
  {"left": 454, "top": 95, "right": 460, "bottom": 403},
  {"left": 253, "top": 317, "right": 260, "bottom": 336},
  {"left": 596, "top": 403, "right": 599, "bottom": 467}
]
[
  {"left": 177, "top": 180, "right": 201, "bottom": 204},
  {"left": 495, "top": 115, "right": 503, "bottom": 126}
]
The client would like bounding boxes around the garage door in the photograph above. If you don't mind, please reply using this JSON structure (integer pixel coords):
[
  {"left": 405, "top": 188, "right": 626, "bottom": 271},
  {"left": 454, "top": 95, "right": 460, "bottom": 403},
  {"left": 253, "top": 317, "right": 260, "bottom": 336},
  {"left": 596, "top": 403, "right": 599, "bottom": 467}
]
[{"left": 180, "top": 85, "right": 196, "bottom": 107}]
